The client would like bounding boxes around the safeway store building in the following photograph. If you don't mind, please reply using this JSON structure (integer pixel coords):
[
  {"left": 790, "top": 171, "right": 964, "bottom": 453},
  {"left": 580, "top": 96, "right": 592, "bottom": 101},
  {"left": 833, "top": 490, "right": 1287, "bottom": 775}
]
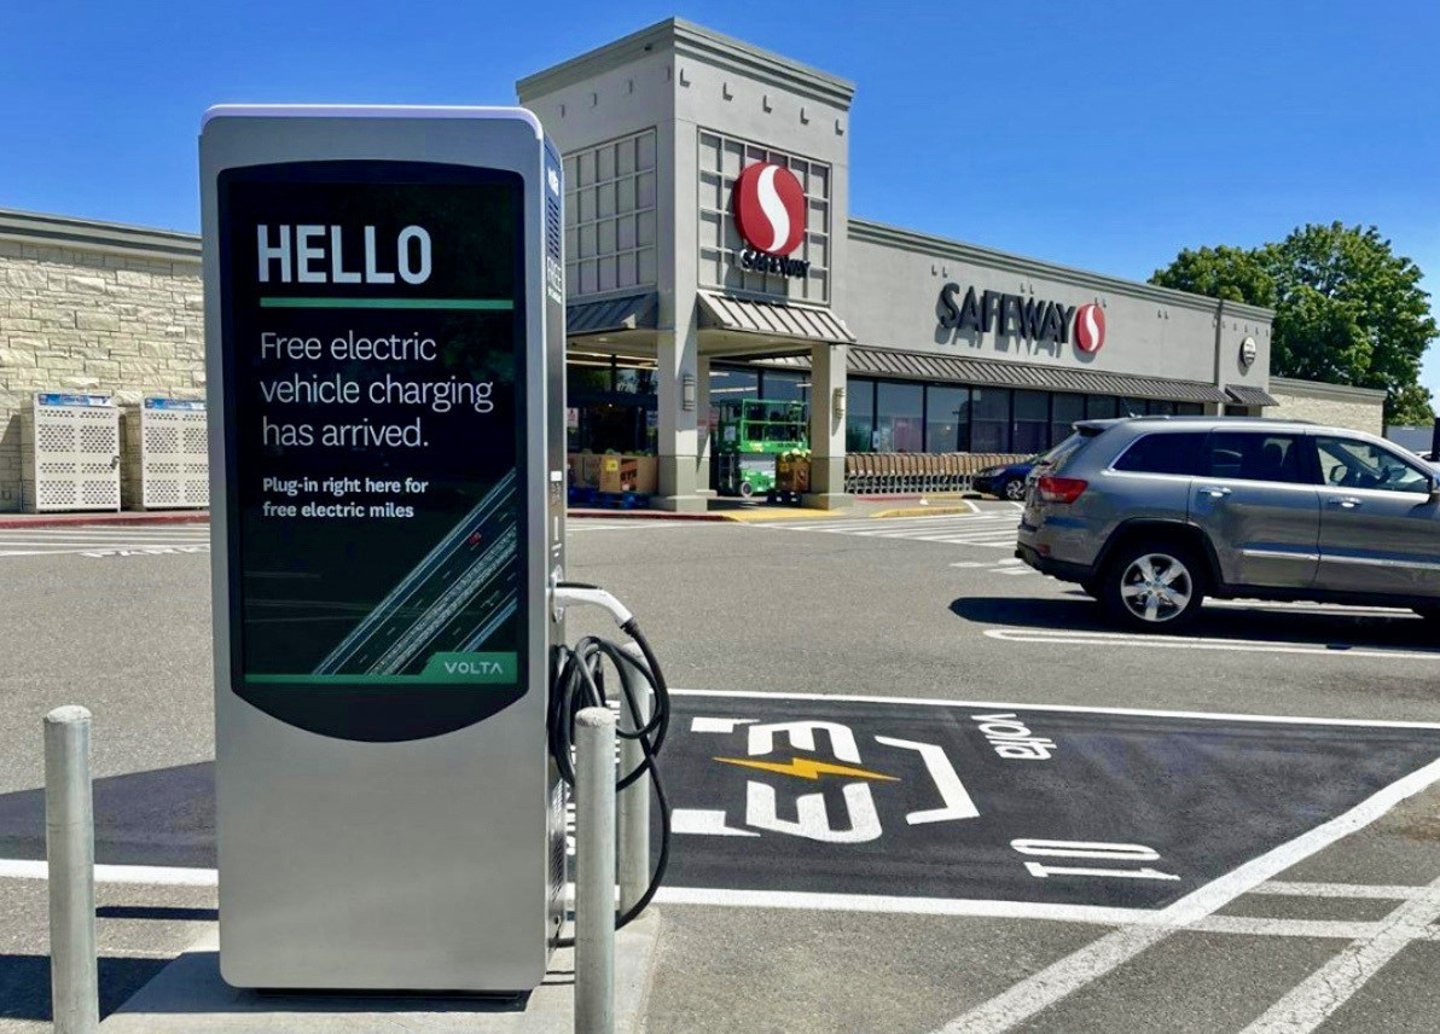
[
  {"left": 0, "top": 17, "right": 1387, "bottom": 514},
  {"left": 519, "top": 18, "right": 1280, "bottom": 511}
]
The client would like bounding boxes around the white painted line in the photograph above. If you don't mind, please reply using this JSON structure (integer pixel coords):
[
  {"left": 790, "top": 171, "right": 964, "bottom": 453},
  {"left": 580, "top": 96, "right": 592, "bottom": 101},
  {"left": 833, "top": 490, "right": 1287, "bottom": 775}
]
[
  {"left": 1239, "top": 872, "right": 1440, "bottom": 1034},
  {"left": 649, "top": 886, "right": 1147, "bottom": 924},
  {"left": 0, "top": 859, "right": 217, "bottom": 886},
  {"left": 1205, "top": 600, "right": 1413, "bottom": 618},
  {"left": 1188, "top": 915, "right": 1379, "bottom": 940},
  {"left": 0, "top": 855, "right": 1426, "bottom": 944},
  {"left": 984, "top": 627, "right": 1440, "bottom": 662},
  {"left": 0, "top": 528, "right": 210, "bottom": 537},
  {"left": 1255, "top": 881, "right": 1432, "bottom": 900},
  {"left": 927, "top": 755, "right": 1440, "bottom": 1034},
  {"left": 0, "top": 540, "right": 206, "bottom": 548},
  {"left": 669, "top": 687, "right": 1440, "bottom": 731}
]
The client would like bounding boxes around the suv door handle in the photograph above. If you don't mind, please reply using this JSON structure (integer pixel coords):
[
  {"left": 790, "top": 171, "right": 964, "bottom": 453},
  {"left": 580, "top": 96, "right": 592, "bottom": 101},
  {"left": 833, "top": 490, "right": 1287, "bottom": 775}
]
[
  {"left": 1329, "top": 496, "right": 1363, "bottom": 509},
  {"left": 1198, "top": 486, "right": 1232, "bottom": 499}
]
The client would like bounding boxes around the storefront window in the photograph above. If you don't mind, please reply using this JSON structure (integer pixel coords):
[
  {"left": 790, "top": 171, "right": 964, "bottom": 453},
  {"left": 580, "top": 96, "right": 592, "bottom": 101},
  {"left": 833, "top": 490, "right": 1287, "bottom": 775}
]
[
  {"left": 1012, "top": 390, "right": 1050, "bottom": 455},
  {"left": 846, "top": 378, "right": 876, "bottom": 452},
  {"left": 1176, "top": 402, "right": 1205, "bottom": 416},
  {"left": 614, "top": 365, "right": 657, "bottom": 395},
  {"left": 1086, "top": 395, "right": 1120, "bottom": 419},
  {"left": 568, "top": 362, "right": 612, "bottom": 396},
  {"left": 971, "top": 389, "right": 1011, "bottom": 453},
  {"left": 925, "top": 386, "right": 969, "bottom": 453},
  {"left": 710, "top": 364, "right": 760, "bottom": 404},
  {"left": 1147, "top": 399, "right": 1176, "bottom": 416},
  {"left": 580, "top": 402, "right": 652, "bottom": 453},
  {"left": 1119, "top": 398, "right": 1148, "bottom": 417},
  {"left": 761, "top": 369, "right": 811, "bottom": 407},
  {"left": 875, "top": 382, "right": 924, "bottom": 452},
  {"left": 1051, "top": 393, "right": 1087, "bottom": 447}
]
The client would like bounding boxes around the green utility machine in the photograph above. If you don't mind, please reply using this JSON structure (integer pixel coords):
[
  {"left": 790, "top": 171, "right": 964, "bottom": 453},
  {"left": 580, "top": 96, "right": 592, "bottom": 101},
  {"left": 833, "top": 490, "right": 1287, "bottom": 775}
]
[{"left": 714, "top": 398, "right": 809, "bottom": 499}]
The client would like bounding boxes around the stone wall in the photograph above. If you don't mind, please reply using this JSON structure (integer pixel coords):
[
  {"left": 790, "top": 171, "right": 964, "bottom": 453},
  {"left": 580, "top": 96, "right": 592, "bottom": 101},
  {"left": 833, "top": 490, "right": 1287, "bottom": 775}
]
[
  {"left": 1267, "top": 376, "right": 1386, "bottom": 437},
  {"left": 0, "top": 211, "right": 203, "bottom": 511}
]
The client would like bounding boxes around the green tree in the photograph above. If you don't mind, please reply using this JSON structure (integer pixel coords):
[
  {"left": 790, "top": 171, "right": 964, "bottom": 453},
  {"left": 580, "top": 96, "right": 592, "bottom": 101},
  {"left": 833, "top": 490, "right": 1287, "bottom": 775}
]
[
  {"left": 1150, "top": 244, "right": 1277, "bottom": 308},
  {"left": 1151, "top": 223, "right": 1437, "bottom": 425}
]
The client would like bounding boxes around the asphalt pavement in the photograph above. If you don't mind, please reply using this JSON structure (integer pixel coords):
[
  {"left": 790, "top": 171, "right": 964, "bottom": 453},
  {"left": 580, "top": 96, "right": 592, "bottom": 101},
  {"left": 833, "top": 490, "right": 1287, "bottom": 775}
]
[{"left": 2, "top": 501, "right": 1440, "bottom": 1033}]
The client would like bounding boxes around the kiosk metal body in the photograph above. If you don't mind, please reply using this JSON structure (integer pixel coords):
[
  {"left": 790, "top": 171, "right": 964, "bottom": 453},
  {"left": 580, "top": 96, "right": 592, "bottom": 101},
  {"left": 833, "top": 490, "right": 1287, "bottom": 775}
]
[{"left": 201, "top": 107, "right": 566, "bottom": 992}]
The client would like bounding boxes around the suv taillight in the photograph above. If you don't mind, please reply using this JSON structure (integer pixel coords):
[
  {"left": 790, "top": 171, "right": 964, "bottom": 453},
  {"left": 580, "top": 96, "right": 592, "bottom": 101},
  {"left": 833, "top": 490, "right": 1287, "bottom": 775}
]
[{"left": 1037, "top": 475, "right": 1088, "bottom": 504}]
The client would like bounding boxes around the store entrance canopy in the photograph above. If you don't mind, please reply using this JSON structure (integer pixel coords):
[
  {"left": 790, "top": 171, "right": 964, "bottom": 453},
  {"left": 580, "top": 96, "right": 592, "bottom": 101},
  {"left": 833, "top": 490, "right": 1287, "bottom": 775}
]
[
  {"left": 697, "top": 291, "right": 855, "bottom": 357},
  {"left": 1225, "top": 384, "right": 1279, "bottom": 407}
]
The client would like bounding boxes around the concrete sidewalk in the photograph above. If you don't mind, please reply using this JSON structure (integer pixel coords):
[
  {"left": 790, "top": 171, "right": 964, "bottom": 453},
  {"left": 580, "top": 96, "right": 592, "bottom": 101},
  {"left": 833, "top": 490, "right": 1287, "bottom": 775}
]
[{"left": 98, "top": 912, "right": 662, "bottom": 1033}]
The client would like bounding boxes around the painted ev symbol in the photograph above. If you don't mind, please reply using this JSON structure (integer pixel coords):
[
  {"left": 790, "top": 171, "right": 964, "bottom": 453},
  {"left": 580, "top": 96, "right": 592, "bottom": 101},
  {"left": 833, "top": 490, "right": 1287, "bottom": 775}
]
[{"left": 673, "top": 718, "right": 979, "bottom": 843}]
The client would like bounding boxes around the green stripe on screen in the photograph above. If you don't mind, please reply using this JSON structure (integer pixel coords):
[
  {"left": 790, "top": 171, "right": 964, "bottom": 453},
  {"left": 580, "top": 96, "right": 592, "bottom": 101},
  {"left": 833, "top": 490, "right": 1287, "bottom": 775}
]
[{"left": 259, "top": 297, "right": 513, "bottom": 310}]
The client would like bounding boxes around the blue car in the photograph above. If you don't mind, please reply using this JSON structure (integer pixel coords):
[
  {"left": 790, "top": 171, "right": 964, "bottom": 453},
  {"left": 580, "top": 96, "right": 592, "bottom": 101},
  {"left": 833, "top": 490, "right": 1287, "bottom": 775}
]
[{"left": 972, "top": 458, "right": 1037, "bottom": 500}]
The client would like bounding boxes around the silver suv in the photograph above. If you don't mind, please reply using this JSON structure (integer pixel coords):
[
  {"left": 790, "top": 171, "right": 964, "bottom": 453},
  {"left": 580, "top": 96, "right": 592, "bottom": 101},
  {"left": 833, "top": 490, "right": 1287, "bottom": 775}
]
[{"left": 1016, "top": 417, "right": 1440, "bottom": 631}]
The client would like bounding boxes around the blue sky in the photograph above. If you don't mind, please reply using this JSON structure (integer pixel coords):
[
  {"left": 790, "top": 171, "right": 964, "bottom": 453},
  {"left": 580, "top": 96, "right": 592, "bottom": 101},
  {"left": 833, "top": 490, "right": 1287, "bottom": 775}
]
[{"left": 3, "top": 0, "right": 1437, "bottom": 400}]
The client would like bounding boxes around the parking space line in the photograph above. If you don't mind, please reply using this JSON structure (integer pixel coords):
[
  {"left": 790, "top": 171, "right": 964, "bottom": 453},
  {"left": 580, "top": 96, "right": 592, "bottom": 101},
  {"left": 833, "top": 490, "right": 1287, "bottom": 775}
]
[
  {"left": 1255, "top": 881, "right": 1432, "bottom": 900},
  {"left": 1188, "top": 915, "right": 1380, "bottom": 940},
  {"left": 670, "top": 688, "right": 1440, "bottom": 731},
  {"left": 649, "top": 887, "right": 1144, "bottom": 924},
  {"left": 984, "top": 628, "right": 1439, "bottom": 662},
  {"left": 0, "top": 858, "right": 217, "bottom": 886},
  {"left": 1239, "top": 873, "right": 1440, "bottom": 1034},
  {"left": 927, "top": 755, "right": 1440, "bottom": 1034}
]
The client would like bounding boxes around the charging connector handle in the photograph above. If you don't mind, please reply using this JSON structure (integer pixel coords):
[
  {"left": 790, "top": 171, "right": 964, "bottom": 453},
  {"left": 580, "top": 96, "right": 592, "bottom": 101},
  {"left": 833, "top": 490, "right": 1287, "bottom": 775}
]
[{"left": 552, "top": 583, "right": 634, "bottom": 627}]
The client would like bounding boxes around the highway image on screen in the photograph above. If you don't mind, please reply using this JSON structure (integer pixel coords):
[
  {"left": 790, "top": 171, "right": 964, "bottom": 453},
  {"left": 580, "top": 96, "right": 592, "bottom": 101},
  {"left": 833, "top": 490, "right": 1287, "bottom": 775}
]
[{"left": 311, "top": 470, "right": 520, "bottom": 676}]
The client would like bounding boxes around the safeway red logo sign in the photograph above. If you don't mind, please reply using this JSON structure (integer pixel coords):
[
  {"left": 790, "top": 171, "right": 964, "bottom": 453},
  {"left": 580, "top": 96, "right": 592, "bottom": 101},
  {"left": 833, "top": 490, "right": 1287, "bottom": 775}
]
[
  {"left": 1075, "top": 303, "right": 1106, "bottom": 353},
  {"left": 733, "top": 163, "right": 806, "bottom": 257}
]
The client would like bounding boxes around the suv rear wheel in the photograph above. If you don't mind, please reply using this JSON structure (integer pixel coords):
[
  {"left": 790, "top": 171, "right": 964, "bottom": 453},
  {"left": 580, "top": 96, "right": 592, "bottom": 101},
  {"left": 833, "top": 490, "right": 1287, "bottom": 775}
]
[{"left": 1102, "top": 542, "right": 1206, "bottom": 632}]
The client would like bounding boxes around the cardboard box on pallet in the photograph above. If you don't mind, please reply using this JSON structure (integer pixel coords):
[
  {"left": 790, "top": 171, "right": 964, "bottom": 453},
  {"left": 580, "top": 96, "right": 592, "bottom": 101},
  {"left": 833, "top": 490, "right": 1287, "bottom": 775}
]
[
  {"left": 777, "top": 458, "right": 811, "bottom": 493},
  {"left": 567, "top": 453, "right": 604, "bottom": 487},
  {"left": 599, "top": 455, "right": 657, "bottom": 494}
]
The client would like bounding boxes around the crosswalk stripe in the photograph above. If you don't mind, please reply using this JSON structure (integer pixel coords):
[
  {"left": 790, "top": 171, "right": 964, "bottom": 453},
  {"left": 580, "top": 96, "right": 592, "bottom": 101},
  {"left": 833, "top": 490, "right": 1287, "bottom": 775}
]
[
  {"left": 0, "top": 540, "right": 207, "bottom": 548},
  {"left": 752, "top": 511, "right": 1020, "bottom": 549},
  {"left": 0, "top": 528, "right": 210, "bottom": 538},
  {"left": 0, "top": 523, "right": 212, "bottom": 560}
]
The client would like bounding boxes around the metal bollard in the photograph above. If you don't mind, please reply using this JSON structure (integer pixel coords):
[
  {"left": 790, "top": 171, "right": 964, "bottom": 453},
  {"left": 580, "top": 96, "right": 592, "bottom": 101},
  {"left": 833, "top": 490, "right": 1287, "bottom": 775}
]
[
  {"left": 617, "top": 644, "right": 651, "bottom": 917},
  {"left": 45, "top": 706, "right": 98, "bottom": 1034},
  {"left": 574, "top": 707, "right": 615, "bottom": 1034}
]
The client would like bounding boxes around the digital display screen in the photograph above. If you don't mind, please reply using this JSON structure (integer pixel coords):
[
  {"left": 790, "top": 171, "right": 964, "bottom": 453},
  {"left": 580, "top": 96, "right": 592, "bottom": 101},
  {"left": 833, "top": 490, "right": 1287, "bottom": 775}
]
[{"left": 217, "top": 160, "right": 528, "bottom": 740}]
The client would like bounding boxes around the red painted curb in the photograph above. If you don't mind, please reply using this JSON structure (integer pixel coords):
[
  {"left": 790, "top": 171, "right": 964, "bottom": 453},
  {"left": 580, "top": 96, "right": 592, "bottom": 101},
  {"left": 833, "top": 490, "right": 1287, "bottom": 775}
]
[{"left": 0, "top": 511, "right": 210, "bottom": 530}]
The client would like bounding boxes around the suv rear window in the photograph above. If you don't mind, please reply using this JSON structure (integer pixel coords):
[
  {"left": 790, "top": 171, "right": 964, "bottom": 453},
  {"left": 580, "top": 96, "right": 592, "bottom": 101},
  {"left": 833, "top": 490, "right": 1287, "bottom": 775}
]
[
  {"left": 1113, "top": 432, "right": 1208, "bottom": 475},
  {"left": 1037, "top": 432, "right": 1090, "bottom": 474}
]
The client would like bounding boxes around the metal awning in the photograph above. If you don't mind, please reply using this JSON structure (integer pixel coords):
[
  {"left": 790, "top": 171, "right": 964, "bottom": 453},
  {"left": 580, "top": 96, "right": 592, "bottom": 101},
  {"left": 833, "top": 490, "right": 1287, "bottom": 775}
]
[
  {"left": 697, "top": 292, "right": 856, "bottom": 345},
  {"left": 833, "top": 347, "right": 1231, "bottom": 403},
  {"left": 566, "top": 293, "right": 658, "bottom": 336},
  {"left": 1225, "top": 384, "right": 1279, "bottom": 407}
]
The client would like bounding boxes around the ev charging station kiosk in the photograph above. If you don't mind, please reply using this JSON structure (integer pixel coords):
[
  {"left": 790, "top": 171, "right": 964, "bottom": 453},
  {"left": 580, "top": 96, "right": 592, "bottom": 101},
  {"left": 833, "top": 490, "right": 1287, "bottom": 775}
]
[{"left": 201, "top": 106, "right": 567, "bottom": 992}]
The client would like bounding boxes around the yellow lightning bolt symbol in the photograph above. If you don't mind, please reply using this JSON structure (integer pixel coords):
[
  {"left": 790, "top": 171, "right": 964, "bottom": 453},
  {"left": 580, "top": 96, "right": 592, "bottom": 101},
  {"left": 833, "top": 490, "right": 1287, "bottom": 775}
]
[{"left": 712, "top": 755, "right": 899, "bottom": 782}]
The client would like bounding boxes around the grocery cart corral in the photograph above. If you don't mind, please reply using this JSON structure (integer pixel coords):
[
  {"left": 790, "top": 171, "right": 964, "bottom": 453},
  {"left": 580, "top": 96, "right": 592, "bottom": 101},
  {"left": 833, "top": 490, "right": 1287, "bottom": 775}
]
[{"left": 842, "top": 452, "right": 1029, "bottom": 495}]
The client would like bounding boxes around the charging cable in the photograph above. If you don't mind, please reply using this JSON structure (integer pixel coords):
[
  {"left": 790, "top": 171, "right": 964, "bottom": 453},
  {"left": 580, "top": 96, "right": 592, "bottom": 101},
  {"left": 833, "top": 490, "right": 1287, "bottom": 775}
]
[{"left": 548, "top": 581, "right": 671, "bottom": 946}]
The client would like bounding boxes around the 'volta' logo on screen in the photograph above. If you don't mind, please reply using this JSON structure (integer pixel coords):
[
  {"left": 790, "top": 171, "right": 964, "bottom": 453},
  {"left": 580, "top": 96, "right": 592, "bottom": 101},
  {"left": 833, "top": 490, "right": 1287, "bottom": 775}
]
[{"left": 733, "top": 163, "right": 806, "bottom": 257}]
